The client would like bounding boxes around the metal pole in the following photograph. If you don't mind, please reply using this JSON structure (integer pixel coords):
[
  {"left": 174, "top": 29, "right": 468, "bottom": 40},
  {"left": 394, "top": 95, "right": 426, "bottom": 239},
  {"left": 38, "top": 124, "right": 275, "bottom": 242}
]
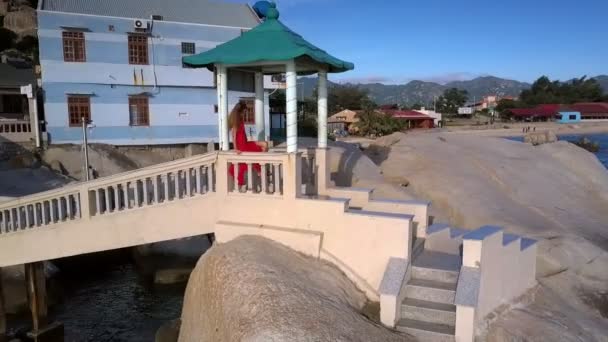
[{"left": 82, "top": 117, "right": 90, "bottom": 181}]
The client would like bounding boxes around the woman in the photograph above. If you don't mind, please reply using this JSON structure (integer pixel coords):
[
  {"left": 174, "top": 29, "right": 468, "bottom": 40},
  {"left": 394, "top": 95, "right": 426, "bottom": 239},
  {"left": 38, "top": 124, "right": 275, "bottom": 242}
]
[{"left": 228, "top": 101, "right": 268, "bottom": 189}]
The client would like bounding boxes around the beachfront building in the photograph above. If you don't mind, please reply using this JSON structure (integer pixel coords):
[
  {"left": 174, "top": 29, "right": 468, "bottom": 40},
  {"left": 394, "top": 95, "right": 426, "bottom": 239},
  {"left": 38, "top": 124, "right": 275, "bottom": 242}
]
[
  {"left": 569, "top": 103, "right": 608, "bottom": 121},
  {"left": 508, "top": 103, "right": 608, "bottom": 122},
  {"left": 327, "top": 109, "right": 359, "bottom": 134},
  {"left": 417, "top": 107, "right": 443, "bottom": 127},
  {"left": 508, "top": 104, "right": 559, "bottom": 122},
  {"left": 384, "top": 109, "right": 435, "bottom": 129},
  {"left": 37, "top": 0, "right": 269, "bottom": 145},
  {"left": 0, "top": 62, "right": 42, "bottom": 146},
  {"left": 556, "top": 111, "right": 581, "bottom": 124}
]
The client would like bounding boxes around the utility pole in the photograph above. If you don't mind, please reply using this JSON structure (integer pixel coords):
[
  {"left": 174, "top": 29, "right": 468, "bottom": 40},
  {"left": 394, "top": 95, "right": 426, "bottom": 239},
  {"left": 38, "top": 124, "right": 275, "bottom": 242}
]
[{"left": 82, "top": 117, "right": 90, "bottom": 181}]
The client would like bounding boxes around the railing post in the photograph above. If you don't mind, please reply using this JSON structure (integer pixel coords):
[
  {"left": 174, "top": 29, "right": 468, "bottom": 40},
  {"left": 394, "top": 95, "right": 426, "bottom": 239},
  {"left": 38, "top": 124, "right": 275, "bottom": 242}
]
[
  {"left": 316, "top": 148, "right": 331, "bottom": 196},
  {"left": 216, "top": 153, "right": 228, "bottom": 197},
  {"left": 283, "top": 152, "right": 302, "bottom": 199},
  {"left": 78, "top": 185, "right": 93, "bottom": 220}
]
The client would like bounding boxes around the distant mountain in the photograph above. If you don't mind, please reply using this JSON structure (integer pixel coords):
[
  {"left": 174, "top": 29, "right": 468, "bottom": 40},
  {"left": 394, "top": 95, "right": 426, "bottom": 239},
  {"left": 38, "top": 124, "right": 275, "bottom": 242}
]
[
  {"left": 444, "top": 76, "right": 530, "bottom": 102},
  {"left": 593, "top": 75, "right": 608, "bottom": 94},
  {"left": 299, "top": 75, "right": 607, "bottom": 106},
  {"left": 299, "top": 76, "right": 530, "bottom": 106}
]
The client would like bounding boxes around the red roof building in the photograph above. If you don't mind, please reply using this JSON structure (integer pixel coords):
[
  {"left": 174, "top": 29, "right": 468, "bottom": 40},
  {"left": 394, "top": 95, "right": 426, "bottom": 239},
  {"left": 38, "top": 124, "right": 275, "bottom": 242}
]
[
  {"left": 383, "top": 109, "right": 435, "bottom": 129},
  {"left": 508, "top": 102, "right": 608, "bottom": 121},
  {"left": 568, "top": 103, "right": 608, "bottom": 120},
  {"left": 509, "top": 107, "right": 557, "bottom": 119}
]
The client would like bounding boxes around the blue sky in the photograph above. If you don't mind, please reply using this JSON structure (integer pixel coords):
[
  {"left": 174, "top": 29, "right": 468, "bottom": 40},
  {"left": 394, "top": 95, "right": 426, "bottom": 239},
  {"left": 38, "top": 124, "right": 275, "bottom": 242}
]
[{"left": 243, "top": 0, "right": 608, "bottom": 84}]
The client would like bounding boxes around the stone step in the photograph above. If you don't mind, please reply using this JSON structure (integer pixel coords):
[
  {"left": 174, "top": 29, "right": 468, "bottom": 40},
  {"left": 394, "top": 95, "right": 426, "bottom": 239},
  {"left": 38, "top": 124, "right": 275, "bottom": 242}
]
[
  {"left": 401, "top": 298, "right": 456, "bottom": 326},
  {"left": 412, "top": 250, "right": 461, "bottom": 283},
  {"left": 404, "top": 278, "right": 456, "bottom": 304},
  {"left": 396, "top": 318, "right": 455, "bottom": 342}
]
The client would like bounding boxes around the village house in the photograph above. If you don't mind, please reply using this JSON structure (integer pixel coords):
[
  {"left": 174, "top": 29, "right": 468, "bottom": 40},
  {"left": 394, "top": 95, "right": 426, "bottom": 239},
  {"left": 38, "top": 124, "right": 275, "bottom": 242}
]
[
  {"left": 382, "top": 109, "right": 435, "bottom": 129},
  {"left": 508, "top": 102, "right": 608, "bottom": 122},
  {"left": 327, "top": 109, "right": 359, "bottom": 134},
  {"left": 37, "top": 0, "right": 269, "bottom": 145},
  {"left": 0, "top": 62, "right": 42, "bottom": 146}
]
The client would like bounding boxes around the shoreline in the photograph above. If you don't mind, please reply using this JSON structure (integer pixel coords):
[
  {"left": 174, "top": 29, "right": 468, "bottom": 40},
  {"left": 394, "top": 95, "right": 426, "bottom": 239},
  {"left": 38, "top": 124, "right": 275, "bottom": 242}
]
[{"left": 441, "top": 121, "right": 608, "bottom": 137}]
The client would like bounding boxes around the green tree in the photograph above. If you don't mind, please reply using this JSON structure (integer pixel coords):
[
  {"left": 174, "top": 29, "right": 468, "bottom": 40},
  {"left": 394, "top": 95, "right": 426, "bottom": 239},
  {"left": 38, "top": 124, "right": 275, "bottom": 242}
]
[
  {"left": 519, "top": 75, "right": 604, "bottom": 105},
  {"left": 0, "top": 28, "right": 17, "bottom": 52},
  {"left": 436, "top": 88, "right": 468, "bottom": 115},
  {"left": 15, "top": 35, "right": 39, "bottom": 62},
  {"left": 328, "top": 85, "right": 375, "bottom": 113},
  {"left": 355, "top": 109, "right": 405, "bottom": 137}
]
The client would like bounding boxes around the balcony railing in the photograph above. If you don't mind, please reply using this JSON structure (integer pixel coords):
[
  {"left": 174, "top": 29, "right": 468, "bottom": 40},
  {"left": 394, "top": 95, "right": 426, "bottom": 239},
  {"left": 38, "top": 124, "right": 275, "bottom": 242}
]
[{"left": 0, "top": 120, "right": 33, "bottom": 143}]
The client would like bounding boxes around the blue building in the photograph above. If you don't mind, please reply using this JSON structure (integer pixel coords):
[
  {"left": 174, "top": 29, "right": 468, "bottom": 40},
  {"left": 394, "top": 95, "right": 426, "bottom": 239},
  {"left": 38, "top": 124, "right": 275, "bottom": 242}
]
[
  {"left": 38, "top": 0, "right": 269, "bottom": 145},
  {"left": 556, "top": 111, "right": 582, "bottom": 124}
]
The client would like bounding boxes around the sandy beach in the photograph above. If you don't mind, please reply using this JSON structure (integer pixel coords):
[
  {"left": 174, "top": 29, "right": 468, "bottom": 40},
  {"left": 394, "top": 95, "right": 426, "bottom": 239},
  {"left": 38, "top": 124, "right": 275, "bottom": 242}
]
[{"left": 442, "top": 121, "right": 608, "bottom": 137}]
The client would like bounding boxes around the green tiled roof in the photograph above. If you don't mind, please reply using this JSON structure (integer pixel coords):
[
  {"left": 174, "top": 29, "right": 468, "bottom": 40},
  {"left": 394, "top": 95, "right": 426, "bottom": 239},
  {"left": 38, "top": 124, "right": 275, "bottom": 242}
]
[{"left": 183, "top": 3, "right": 354, "bottom": 74}]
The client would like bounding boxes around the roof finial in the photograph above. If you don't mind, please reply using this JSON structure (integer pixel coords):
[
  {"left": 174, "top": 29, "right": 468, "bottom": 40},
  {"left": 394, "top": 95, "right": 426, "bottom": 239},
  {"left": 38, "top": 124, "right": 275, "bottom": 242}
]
[{"left": 266, "top": 2, "right": 279, "bottom": 20}]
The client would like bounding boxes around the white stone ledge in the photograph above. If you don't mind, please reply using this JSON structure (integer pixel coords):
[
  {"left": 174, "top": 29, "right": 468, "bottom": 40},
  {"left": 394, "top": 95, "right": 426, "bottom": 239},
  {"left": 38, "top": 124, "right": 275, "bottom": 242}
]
[
  {"left": 379, "top": 257, "right": 408, "bottom": 327},
  {"left": 455, "top": 266, "right": 480, "bottom": 307}
]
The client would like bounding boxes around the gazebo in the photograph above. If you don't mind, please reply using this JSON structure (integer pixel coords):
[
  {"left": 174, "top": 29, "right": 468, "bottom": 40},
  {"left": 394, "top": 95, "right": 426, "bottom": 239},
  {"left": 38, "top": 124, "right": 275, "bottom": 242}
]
[{"left": 182, "top": 2, "right": 354, "bottom": 154}]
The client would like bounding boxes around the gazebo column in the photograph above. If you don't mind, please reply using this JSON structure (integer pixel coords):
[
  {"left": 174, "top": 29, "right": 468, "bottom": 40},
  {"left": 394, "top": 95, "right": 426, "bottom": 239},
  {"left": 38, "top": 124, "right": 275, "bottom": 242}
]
[
  {"left": 285, "top": 60, "right": 298, "bottom": 153},
  {"left": 316, "top": 70, "right": 331, "bottom": 195},
  {"left": 254, "top": 72, "right": 265, "bottom": 141},
  {"left": 317, "top": 70, "right": 328, "bottom": 148},
  {"left": 217, "top": 65, "right": 230, "bottom": 151}
]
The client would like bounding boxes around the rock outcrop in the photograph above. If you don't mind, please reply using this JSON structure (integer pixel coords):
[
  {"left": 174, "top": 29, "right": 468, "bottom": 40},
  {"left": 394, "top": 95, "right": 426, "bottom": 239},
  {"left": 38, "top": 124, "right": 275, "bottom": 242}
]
[
  {"left": 523, "top": 130, "right": 557, "bottom": 145},
  {"left": 178, "top": 236, "right": 410, "bottom": 342},
  {"left": 3, "top": 6, "right": 36, "bottom": 37},
  {"left": 367, "top": 132, "right": 608, "bottom": 340}
]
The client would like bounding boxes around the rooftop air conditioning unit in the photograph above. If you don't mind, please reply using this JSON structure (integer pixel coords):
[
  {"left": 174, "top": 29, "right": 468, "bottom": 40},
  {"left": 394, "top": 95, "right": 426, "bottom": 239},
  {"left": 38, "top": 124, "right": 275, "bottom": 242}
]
[{"left": 134, "top": 19, "right": 149, "bottom": 32}]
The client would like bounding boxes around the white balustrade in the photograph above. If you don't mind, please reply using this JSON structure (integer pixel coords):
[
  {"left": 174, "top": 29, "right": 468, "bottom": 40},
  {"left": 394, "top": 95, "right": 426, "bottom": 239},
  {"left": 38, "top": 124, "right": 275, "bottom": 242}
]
[
  {"left": 0, "top": 190, "right": 81, "bottom": 233},
  {"left": 0, "top": 153, "right": 218, "bottom": 235},
  {"left": 87, "top": 155, "right": 216, "bottom": 216},
  {"left": 219, "top": 152, "right": 302, "bottom": 197},
  {"left": 0, "top": 120, "right": 33, "bottom": 143},
  {"left": 269, "top": 147, "right": 317, "bottom": 196},
  {"left": 299, "top": 148, "right": 316, "bottom": 196}
]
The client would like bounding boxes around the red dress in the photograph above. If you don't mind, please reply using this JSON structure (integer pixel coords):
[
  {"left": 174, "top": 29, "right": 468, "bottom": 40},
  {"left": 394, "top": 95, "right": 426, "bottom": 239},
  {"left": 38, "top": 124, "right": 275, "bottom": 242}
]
[{"left": 229, "top": 122, "right": 262, "bottom": 186}]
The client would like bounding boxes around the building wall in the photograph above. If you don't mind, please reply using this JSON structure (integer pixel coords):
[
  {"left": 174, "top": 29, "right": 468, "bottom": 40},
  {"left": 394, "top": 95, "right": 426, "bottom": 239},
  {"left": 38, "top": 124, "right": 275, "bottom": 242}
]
[
  {"left": 38, "top": 10, "right": 268, "bottom": 145},
  {"left": 557, "top": 111, "right": 581, "bottom": 124}
]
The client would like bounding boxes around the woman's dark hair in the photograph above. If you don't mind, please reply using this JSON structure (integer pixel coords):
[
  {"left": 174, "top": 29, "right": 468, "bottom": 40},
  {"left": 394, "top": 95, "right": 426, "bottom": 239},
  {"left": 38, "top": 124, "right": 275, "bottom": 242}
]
[{"left": 229, "top": 100, "right": 247, "bottom": 129}]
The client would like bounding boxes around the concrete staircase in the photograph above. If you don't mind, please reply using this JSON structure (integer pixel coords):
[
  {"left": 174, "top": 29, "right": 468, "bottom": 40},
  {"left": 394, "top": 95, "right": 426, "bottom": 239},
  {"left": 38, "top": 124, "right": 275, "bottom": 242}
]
[{"left": 396, "top": 241, "right": 461, "bottom": 342}]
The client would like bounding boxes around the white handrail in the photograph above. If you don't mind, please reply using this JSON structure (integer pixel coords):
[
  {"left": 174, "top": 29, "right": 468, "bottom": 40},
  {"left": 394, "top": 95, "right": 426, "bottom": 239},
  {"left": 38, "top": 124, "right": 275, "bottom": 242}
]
[{"left": 0, "top": 152, "right": 218, "bottom": 210}]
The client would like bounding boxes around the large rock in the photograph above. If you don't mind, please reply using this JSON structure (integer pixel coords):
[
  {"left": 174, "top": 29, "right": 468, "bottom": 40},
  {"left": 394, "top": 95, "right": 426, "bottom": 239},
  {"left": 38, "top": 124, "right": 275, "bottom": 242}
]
[
  {"left": 3, "top": 6, "right": 37, "bottom": 37},
  {"left": 523, "top": 130, "right": 557, "bottom": 145},
  {"left": 178, "top": 236, "right": 410, "bottom": 342},
  {"left": 0, "top": 167, "right": 71, "bottom": 200},
  {"left": 374, "top": 132, "right": 608, "bottom": 339}
]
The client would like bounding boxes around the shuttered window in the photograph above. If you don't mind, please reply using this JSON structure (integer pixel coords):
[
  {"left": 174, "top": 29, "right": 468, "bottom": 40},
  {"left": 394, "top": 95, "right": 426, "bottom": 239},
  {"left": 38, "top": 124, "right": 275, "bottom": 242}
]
[
  {"left": 129, "top": 96, "right": 150, "bottom": 126},
  {"left": 63, "top": 31, "right": 86, "bottom": 62},
  {"left": 67, "top": 96, "right": 91, "bottom": 127},
  {"left": 128, "top": 34, "right": 149, "bottom": 65}
]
